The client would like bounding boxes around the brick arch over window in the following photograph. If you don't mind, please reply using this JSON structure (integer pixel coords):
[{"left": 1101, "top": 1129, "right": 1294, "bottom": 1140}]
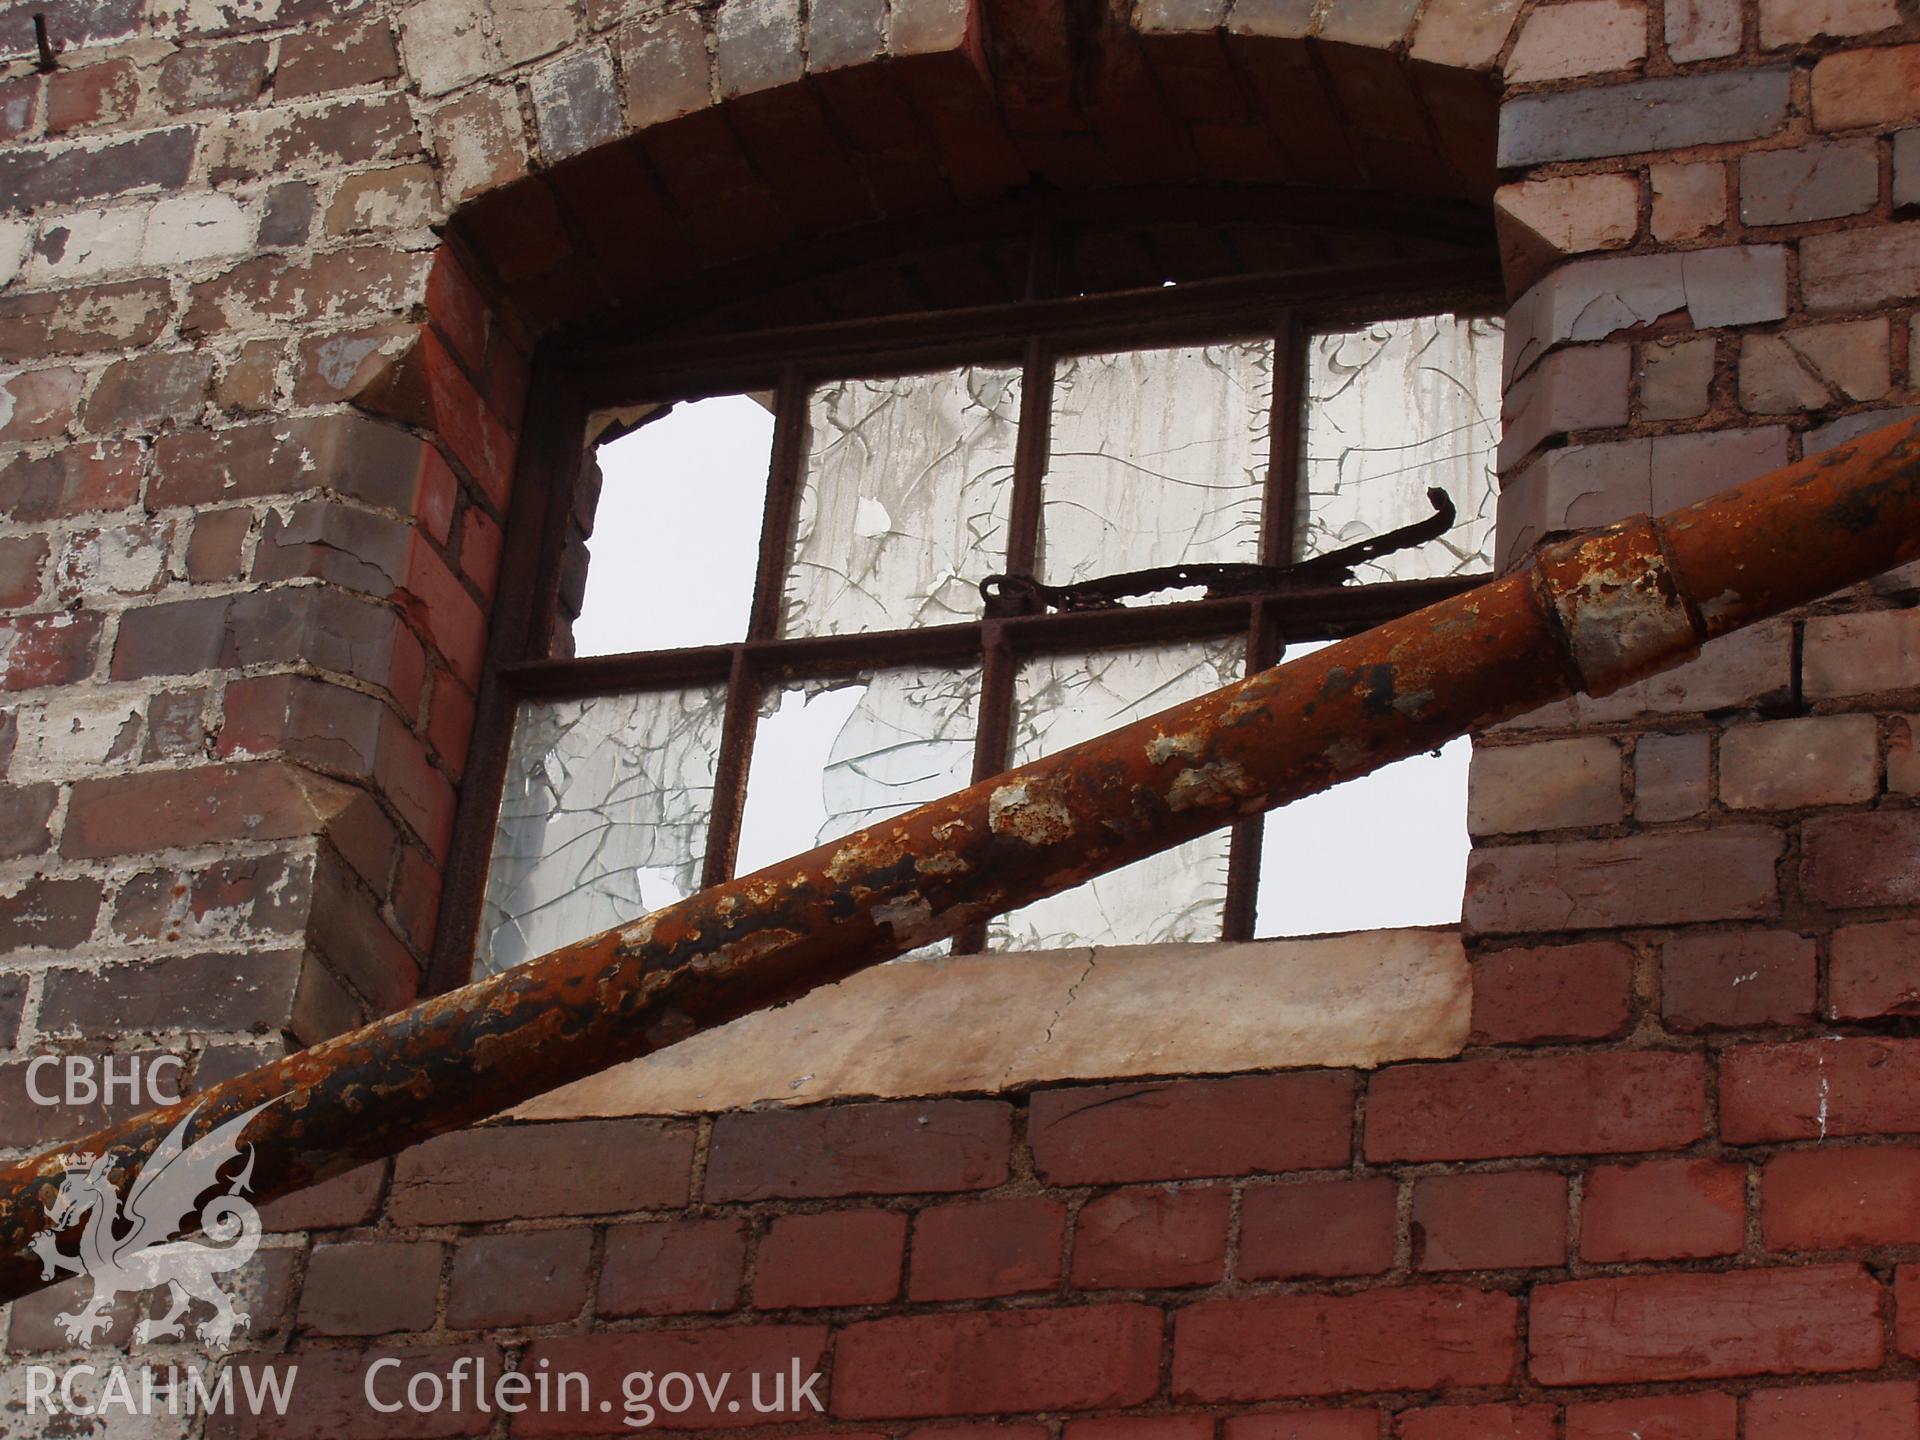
[
  {"left": 330, "top": 2, "right": 1513, "bottom": 1004},
  {"left": 422, "top": 2, "right": 1502, "bottom": 346}
]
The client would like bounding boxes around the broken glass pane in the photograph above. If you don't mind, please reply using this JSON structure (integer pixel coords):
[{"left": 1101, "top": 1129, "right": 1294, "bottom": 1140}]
[
  {"left": 477, "top": 687, "right": 726, "bottom": 975},
  {"left": 781, "top": 368, "right": 1022, "bottom": 636},
  {"left": 1042, "top": 342, "right": 1270, "bottom": 589},
  {"left": 579, "top": 394, "right": 775, "bottom": 655},
  {"left": 736, "top": 667, "right": 983, "bottom": 874},
  {"left": 989, "top": 638, "right": 1243, "bottom": 950},
  {"left": 1254, "top": 642, "right": 1469, "bottom": 935},
  {"left": 1299, "top": 315, "right": 1503, "bottom": 582}
]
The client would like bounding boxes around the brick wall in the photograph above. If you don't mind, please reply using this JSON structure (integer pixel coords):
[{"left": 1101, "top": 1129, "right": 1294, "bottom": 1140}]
[{"left": 5, "top": 0, "right": 1920, "bottom": 1432}]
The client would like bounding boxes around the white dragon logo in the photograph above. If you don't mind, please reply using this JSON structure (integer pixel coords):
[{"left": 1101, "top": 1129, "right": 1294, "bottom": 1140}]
[{"left": 28, "top": 1099, "right": 277, "bottom": 1348}]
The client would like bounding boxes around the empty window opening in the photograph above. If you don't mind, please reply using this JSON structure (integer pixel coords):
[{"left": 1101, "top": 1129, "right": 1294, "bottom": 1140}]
[
  {"left": 1253, "top": 642, "right": 1471, "bottom": 938},
  {"left": 575, "top": 393, "right": 776, "bottom": 656}
]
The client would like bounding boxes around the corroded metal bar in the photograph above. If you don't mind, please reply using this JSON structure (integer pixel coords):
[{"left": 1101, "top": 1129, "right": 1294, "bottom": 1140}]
[{"left": 1, "top": 416, "right": 1917, "bottom": 1304}]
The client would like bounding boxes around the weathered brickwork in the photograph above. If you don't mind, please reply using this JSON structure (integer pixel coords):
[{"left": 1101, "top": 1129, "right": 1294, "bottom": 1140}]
[{"left": 3, "top": 0, "right": 1920, "bottom": 1431}]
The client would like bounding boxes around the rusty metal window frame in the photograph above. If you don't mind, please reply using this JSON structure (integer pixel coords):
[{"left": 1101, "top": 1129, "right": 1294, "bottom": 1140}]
[{"left": 428, "top": 253, "right": 1503, "bottom": 992}]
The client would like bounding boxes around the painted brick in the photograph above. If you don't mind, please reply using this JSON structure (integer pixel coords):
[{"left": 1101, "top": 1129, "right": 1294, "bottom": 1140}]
[
  {"left": 706, "top": 1100, "right": 1010, "bottom": 1201},
  {"left": 1761, "top": 0, "right": 1902, "bottom": 45},
  {"left": 1411, "top": 1170, "right": 1567, "bottom": 1270},
  {"left": 1498, "top": 70, "right": 1790, "bottom": 167},
  {"left": 1832, "top": 921, "right": 1920, "bottom": 1020},
  {"left": 1722, "top": 1038, "right": 1920, "bottom": 1143},
  {"left": 1367, "top": 1052, "right": 1706, "bottom": 1162},
  {"left": 1565, "top": 1393, "right": 1737, "bottom": 1440},
  {"left": 1667, "top": 0, "right": 1741, "bottom": 59},
  {"left": 1651, "top": 162, "right": 1728, "bottom": 242},
  {"left": 388, "top": 1119, "right": 695, "bottom": 1224},
  {"left": 1803, "top": 225, "right": 1920, "bottom": 312},
  {"left": 1581, "top": 1159, "right": 1745, "bottom": 1262},
  {"left": 1498, "top": 342, "right": 1633, "bottom": 469},
  {"left": 1531, "top": 1265, "right": 1884, "bottom": 1384},
  {"left": 1812, "top": 45, "right": 1920, "bottom": 129},
  {"left": 1240, "top": 1176, "right": 1396, "bottom": 1280},
  {"left": 1805, "top": 611, "right": 1920, "bottom": 698},
  {"left": 1505, "top": 0, "right": 1645, "bottom": 83},
  {"left": 618, "top": 11, "right": 711, "bottom": 125},
  {"left": 1724, "top": 714, "right": 1879, "bottom": 811},
  {"left": 1467, "top": 736, "right": 1622, "bottom": 835},
  {"left": 1640, "top": 336, "right": 1715, "bottom": 421},
  {"left": 1746, "top": 1381, "right": 1920, "bottom": 1440},
  {"left": 1172, "top": 1288, "right": 1518, "bottom": 1401},
  {"left": 909, "top": 1196, "right": 1065, "bottom": 1301},
  {"left": 1634, "top": 730, "right": 1711, "bottom": 820},
  {"left": 1741, "top": 320, "right": 1893, "bottom": 412},
  {"left": 834, "top": 1306, "right": 1162, "bottom": 1418},
  {"left": 1029, "top": 1073, "right": 1353, "bottom": 1184},
  {"left": 529, "top": 45, "right": 623, "bottom": 160},
  {"left": 1763, "top": 1146, "right": 1920, "bottom": 1250},
  {"left": 755, "top": 1209, "right": 906, "bottom": 1309},
  {"left": 1465, "top": 829, "right": 1782, "bottom": 934},
  {"left": 1071, "top": 1185, "right": 1230, "bottom": 1289},
  {"left": 599, "top": 1218, "right": 747, "bottom": 1318},
  {"left": 1741, "top": 141, "right": 1880, "bottom": 225},
  {"left": 1661, "top": 929, "right": 1817, "bottom": 1031}
]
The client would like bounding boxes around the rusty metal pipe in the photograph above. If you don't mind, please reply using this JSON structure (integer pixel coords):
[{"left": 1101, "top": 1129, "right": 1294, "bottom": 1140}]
[{"left": 1, "top": 416, "right": 1918, "bottom": 1304}]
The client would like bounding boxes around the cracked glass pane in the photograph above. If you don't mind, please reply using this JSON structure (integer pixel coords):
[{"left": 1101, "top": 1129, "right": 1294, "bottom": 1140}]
[
  {"left": 477, "top": 687, "right": 726, "bottom": 975},
  {"left": 781, "top": 368, "right": 1022, "bottom": 636},
  {"left": 1255, "top": 640, "right": 1469, "bottom": 936},
  {"left": 1042, "top": 341, "right": 1270, "bottom": 588},
  {"left": 578, "top": 394, "right": 775, "bottom": 656},
  {"left": 1299, "top": 314, "right": 1503, "bottom": 581},
  {"left": 736, "top": 667, "right": 984, "bottom": 875},
  {"left": 989, "top": 638, "right": 1243, "bottom": 950}
]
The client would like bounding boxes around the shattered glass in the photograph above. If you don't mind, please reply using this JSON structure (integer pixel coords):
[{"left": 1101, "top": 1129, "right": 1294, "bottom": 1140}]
[
  {"left": 477, "top": 687, "right": 726, "bottom": 975},
  {"left": 736, "top": 667, "right": 984, "bottom": 876},
  {"left": 781, "top": 368, "right": 1022, "bottom": 636},
  {"left": 988, "top": 638, "right": 1243, "bottom": 950},
  {"left": 1300, "top": 314, "right": 1503, "bottom": 581},
  {"left": 1041, "top": 341, "right": 1270, "bottom": 588}
]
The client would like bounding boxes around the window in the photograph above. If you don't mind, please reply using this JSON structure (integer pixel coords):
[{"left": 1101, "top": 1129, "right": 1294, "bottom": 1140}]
[{"left": 457, "top": 266, "right": 1502, "bottom": 979}]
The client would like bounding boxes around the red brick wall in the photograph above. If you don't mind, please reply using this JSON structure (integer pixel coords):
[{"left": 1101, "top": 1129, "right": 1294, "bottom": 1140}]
[{"left": 18, "top": 1070, "right": 1915, "bottom": 1435}]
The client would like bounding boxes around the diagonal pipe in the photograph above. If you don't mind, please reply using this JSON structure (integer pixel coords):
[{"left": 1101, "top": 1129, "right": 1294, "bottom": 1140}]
[{"left": 1, "top": 416, "right": 1918, "bottom": 1304}]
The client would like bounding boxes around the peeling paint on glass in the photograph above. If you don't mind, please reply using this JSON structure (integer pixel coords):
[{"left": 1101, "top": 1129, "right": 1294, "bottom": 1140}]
[
  {"left": 1041, "top": 342, "right": 1270, "bottom": 587},
  {"left": 1300, "top": 314, "right": 1503, "bottom": 581},
  {"left": 1036, "top": 341, "right": 1274, "bottom": 587},
  {"left": 781, "top": 368, "right": 1022, "bottom": 635},
  {"left": 737, "top": 667, "right": 984, "bottom": 873},
  {"left": 988, "top": 638, "right": 1243, "bottom": 950},
  {"left": 477, "top": 688, "right": 727, "bottom": 975}
]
